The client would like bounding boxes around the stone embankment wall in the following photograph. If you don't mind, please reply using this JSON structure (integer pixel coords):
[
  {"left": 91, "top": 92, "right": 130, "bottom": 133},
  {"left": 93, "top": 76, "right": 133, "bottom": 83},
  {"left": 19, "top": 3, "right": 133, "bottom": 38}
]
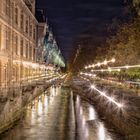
[
  {"left": 0, "top": 83, "right": 50, "bottom": 134},
  {"left": 71, "top": 81, "right": 140, "bottom": 140}
]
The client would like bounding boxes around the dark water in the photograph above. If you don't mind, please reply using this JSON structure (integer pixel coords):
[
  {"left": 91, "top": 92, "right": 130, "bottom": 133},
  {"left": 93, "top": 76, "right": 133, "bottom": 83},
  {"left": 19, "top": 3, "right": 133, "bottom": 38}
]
[{"left": 0, "top": 86, "right": 117, "bottom": 140}]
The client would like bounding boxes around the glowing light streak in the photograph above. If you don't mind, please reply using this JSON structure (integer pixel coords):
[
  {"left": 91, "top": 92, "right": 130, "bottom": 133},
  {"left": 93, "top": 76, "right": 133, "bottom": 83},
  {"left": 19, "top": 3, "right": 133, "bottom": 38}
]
[
  {"left": 80, "top": 76, "right": 90, "bottom": 82},
  {"left": 80, "top": 72, "right": 96, "bottom": 77},
  {"left": 85, "top": 58, "right": 115, "bottom": 69},
  {"left": 109, "top": 64, "right": 140, "bottom": 69},
  {"left": 91, "top": 68, "right": 120, "bottom": 72},
  {"left": 90, "top": 84, "right": 123, "bottom": 108}
]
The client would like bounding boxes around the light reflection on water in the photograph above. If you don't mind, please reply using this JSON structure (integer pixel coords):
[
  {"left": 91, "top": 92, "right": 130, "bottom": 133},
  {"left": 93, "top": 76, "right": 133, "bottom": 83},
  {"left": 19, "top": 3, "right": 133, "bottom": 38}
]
[
  {"left": 0, "top": 86, "right": 116, "bottom": 140},
  {"left": 98, "top": 123, "right": 106, "bottom": 140},
  {"left": 75, "top": 95, "right": 114, "bottom": 140},
  {"left": 88, "top": 105, "right": 97, "bottom": 120}
]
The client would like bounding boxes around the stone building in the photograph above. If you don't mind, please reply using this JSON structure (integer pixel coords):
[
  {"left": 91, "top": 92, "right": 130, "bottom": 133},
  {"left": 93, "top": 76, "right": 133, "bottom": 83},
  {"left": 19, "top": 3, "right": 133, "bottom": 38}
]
[{"left": 0, "top": 0, "right": 38, "bottom": 88}]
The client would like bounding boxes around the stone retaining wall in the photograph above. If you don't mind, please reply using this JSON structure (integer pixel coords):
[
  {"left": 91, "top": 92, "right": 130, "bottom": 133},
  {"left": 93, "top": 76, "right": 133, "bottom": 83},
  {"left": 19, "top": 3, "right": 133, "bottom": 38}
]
[{"left": 0, "top": 83, "right": 50, "bottom": 134}]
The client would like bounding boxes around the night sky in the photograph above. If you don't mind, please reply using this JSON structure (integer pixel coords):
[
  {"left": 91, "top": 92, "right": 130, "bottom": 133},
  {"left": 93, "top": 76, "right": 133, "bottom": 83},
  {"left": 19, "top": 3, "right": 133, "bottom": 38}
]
[{"left": 36, "top": 0, "right": 124, "bottom": 60}]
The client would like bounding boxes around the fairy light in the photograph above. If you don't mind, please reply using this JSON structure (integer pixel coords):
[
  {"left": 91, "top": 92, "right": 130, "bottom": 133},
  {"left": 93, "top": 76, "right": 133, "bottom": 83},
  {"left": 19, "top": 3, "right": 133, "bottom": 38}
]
[
  {"left": 103, "top": 60, "right": 107, "bottom": 65},
  {"left": 111, "top": 58, "right": 115, "bottom": 63},
  {"left": 97, "top": 62, "right": 101, "bottom": 67},
  {"left": 110, "top": 64, "right": 140, "bottom": 69},
  {"left": 84, "top": 58, "right": 116, "bottom": 69},
  {"left": 91, "top": 68, "right": 120, "bottom": 72},
  {"left": 80, "top": 72, "right": 83, "bottom": 75},
  {"left": 90, "top": 84, "right": 123, "bottom": 108},
  {"left": 80, "top": 72, "right": 96, "bottom": 77},
  {"left": 80, "top": 76, "right": 90, "bottom": 82},
  {"left": 117, "top": 69, "right": 121, "bottom": 72}
]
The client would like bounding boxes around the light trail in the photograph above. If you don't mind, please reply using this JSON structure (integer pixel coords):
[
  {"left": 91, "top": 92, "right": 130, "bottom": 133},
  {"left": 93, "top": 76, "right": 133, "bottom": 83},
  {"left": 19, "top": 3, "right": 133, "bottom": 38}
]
[
  {"left": 89, "top": 64, "right": 140, "bottom": 72},
  {"left": 90, "top": 68, "right": 120, "bottom": 72},
  {"left": 90, "top": 84, "right": 123, "bottom": 108},
  {"left": 80, "top": 72, "right": 96, "bottom": 77},
  {"left": 85, "top": 58, "right": 115, "bottom": 69},
  {"left": 109, "top": 65, "right": 140, "bottom": 69},
  {"left": 79, "top": 75, "right": 124, "bottom": 109},
  {"left": 80, "top": 72, "right": 122, "bottom": 85}
]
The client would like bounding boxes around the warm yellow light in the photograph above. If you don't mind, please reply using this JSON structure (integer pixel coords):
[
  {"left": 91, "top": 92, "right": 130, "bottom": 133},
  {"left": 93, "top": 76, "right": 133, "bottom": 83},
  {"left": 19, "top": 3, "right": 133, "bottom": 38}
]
[
  {"left": 111, "top": 58, "right": 115, "bottom": 63},
  {"left": 103, "top": 60, "right": 107, "bottom": 65},
  {"left": 97, "top": 62, "right": 101, "bottom": 66},
  {"left": 125, "top": 66, "right": 129, "bottom": 69},
  {"left": 118, "top": 69, "right": 121, "bottom": 72}
]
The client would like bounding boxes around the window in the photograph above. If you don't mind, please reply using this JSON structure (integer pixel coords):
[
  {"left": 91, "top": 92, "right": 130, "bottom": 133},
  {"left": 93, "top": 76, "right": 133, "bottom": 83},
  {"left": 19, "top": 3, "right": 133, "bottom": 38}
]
[
  {"left": 15, "top": 34, "right": 18, "bottom": 55},
  {"left": 20, "top": 12, "right": 24, "bottom": 30},
  {"left": 27, "top": 44, "right": 29, "bottom": 59},
  {"left": 26, "top": 43, "right": 28, "bottom": 58},
  {"left": 33, "top": 48, "right": 36, "bottom": 61},
  {"left": 2, "top": 0, "right": 6, "bottom": 14},
  {"left": 32, "top": 47, "right": 34, "bottom": 60},
  {"left": 6, "top": 27, "right": 10, "bottom": 49},
  {"left": 29, "top": 24, "right": 32, "bottom": 37},
  {"left": 33, "top": 27, "right": 36, "bottom": 40},
  {"left": 20, "top": 38, "right": 23, "bottom": 56},
  {"left": 10, "top": 1, "right": 14, "bottom": 19},
  {"left": 0, "top": 61, "right": 1, "bottom": 86},
  {"left": 6, "top": 0, "right": 10, "bottom": 16},
  {"left": 25, "top": 18, "right": 29, "bottom": 34},
  {"left": 29, "top": 46, "right": 32, "bottom": 59},
  {"left": 15, "top": 7, "right": 18, "bottom": 25},
  {"left": 0, "top": 24, "right": 1, "bottom": 50}
]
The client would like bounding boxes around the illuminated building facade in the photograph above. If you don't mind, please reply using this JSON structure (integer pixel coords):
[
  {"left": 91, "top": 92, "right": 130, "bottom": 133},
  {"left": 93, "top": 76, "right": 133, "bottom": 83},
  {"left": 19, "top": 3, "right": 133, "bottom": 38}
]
[
  {"left": 36, "top": 9, "right": 65, "bottom": 67},
  {"left": 36, "top": 9, "right": 48, "bottom": 63},
  {"left": 0, "top": 0, "right": 37, "bottom": 88}
]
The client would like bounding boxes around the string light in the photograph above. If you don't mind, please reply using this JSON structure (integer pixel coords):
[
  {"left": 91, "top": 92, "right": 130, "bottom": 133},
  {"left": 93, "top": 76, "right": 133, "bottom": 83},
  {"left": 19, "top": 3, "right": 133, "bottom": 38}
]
[
  {"left": 80, "top": 72, "right": 96, "bottom": 77},
  {"left": 109, "top": 65, "right": 140, "bottom": 69},
  {"left": 85, "top": 58, "right": 115, "bottom": 69},
  {"left": 91, "top": 68, "right": 121, "bottom": 72}
]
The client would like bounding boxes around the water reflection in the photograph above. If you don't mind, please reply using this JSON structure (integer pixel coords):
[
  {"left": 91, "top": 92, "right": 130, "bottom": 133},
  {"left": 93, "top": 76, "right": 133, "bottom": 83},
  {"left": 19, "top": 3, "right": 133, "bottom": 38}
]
[
  {"left": 75, "top": 95, "right": 114, "bottom": 140},
  {"left": 98, "top": 123, "right": 106, "bottom": 140},
  {"left": 0, "top": 86, "right": 116, "bottom": 140},
  {"left": 88, "top": 106, "right": 97, "bottom": 120}
]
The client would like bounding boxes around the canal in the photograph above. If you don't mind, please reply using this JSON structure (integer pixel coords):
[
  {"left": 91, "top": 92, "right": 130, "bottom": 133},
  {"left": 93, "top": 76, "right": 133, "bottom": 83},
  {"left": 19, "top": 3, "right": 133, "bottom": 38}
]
[{"left": 0, "top": 85, "right": 119, "bottom": 140}]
